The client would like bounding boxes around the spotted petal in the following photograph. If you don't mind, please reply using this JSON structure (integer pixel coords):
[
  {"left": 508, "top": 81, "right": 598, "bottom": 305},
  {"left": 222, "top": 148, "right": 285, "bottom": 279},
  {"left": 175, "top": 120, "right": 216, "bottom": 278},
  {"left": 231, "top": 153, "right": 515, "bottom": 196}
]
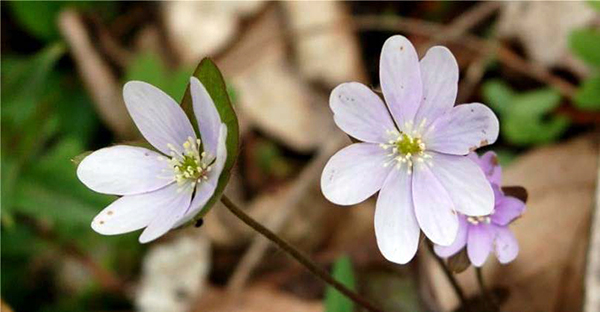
[
  {"left": 91, "top": 183, "right": 187, "bottom": 237},
  {"left": 321, "top": 143, "right": 392, "bottom": 206},
  {"left": 77, "top": 145, "right": 173, "bottom": 196},
  {"left": 191, "top": 77, "right": 222, "bottom": 158},
  {"left": 425, "top": 103, "right": 499, "bottom": 155},
  {"left": 429, "top": 152, "right": 494, "bottom": 216},
  {"left": 493, "top": 226, "right": 519, "bottom": 264},
  {"left": 412, "top": 162, "right": 458, "bottom": 246},
  {"left": 375, "top": 166, "right": 420, "bottom": 264},
  {"left": 469, "top": 151, "right": 502, "bottom": 186},
  {"left": 330, "top": 82, "right": 396, "bottom": 144},
  {"left": 138, "top": 183, "right": 193, "bottom": 243},
  {"left": 124, "top": 81, "right": 197, "bottom": 155},
  {"left": 414, "top": 46, "right": 458, "bottom": 125},
  {"left": 380, "top": 35, "right": 422, "bottom": 130}
]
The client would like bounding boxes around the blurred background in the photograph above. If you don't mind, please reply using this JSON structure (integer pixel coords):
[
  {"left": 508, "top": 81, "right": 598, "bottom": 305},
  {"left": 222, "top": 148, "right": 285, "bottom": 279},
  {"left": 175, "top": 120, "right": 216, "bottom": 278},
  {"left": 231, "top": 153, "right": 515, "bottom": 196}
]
[{"left": 2, "top": 2, "right": 600, "bottom": 312}]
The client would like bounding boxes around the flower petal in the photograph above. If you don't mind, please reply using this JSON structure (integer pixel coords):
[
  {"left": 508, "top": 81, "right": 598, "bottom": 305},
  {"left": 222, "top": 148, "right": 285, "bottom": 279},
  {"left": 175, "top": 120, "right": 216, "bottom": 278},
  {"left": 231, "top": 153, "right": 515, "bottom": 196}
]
[
  {"left": 429, "top": 152, "right": 494, "bottom": 216},
  {"left": 493, "top": 226, "right": 519, "bottom": 264},
  {"left": 434, "top": 215, "right": 468, "bottom": 258},
  {"left": 321, "top": 143, "right": 392, "bottom": 206},
  {"left": 191, "top": 77, "right": 222, "bottom": 157},
  {"left": 379, "top": 35, "right": 422, "bottom": 129},
  {"left": 425, "top": 103, "right": 499, "bottom": 155},
  {"left": 330, "top": 82, "right": 396, "bottom": 143},
  {"left": 492, "top": 191, "right": 526, "bottom": 226},
  {"left": 374, "top": 166, "right": 420, "bottom": 264},
  {"left": 412, "top": 162, "right": 458, "bottom": 246},
  {"left": 175, "top": 124, "right": 228, "bottom": 227},
  {"left": 467, "top": 223, "right": 493, "bottom": 267},
  {"left": 414, "top": 46, "right": 458, "bottom": 125},
  {"left": 138, "top": 183, "right": 194, "bottom": 243},
  {"left": 469, "top": 151, "right": 502, "bottom": 186},
  {"left": 77, "top": 145, "right": 173, "bottom": 195},
  {"left": 91, "top": 182, "right": 184, "bottom": 236},
  {"left": 123, "top": 81, "right": 196, "bottom": 155}
]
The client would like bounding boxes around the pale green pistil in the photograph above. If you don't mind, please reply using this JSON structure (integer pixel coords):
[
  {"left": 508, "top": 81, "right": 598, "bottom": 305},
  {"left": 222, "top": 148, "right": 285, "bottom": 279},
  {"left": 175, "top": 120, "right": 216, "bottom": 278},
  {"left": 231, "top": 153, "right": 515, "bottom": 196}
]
[
  {"left": 396, "top": 133, "right": 424, "bottom": 155},
  {"left": 167, "top": 137, "right": 212, "bottom": 187}
]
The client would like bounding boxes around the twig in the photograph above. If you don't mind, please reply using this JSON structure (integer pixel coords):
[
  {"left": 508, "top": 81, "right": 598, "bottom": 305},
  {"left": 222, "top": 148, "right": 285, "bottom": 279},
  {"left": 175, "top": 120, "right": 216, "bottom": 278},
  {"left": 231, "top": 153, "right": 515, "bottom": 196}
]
[
  {"left": 226, "top": 132, "right": 347, "bottom": 295},
  {"left": 418, "top": 2, "right": 501, "bottom": 54},
  {"left": 426, "top": 242, "right": 468, "bottom": 307},
  {"left": 352, "top": 15, "right": 578, "bottom": 100},
  {"left": 220, "top": 195, "right": 385, "bottom": 312},
  {"left": 58, "top": 9, "right": 136, "bottom": 139},
  {"left": 475, "top": 267, "right": 499, "bottom": 312}
]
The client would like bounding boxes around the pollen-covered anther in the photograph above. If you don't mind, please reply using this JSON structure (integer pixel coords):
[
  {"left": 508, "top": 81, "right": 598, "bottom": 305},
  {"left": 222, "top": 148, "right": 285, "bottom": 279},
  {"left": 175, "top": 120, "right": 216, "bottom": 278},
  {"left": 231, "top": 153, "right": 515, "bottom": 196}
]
[
  {"left": 380, "top": 128, "right": 429, "bottom": 174},
  {"left": 167, "top": 137, "right": 212, "bottom": 185},
  {"left": 467, "top": 215, "right": 492, "bottom": 225}
]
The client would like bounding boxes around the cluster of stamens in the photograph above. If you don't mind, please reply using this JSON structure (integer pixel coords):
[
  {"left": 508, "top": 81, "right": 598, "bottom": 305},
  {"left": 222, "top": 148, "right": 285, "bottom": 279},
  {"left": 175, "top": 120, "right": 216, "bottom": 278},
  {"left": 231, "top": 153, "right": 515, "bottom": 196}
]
[
  {"left": 467, "top": 215, "right": 492, "bottom": 225},
  {"left": 380, "top": 120, "right": 431, "bottom": 174},
  {"left": 163, "top": 137, "right": 212, "bottom": 190}
]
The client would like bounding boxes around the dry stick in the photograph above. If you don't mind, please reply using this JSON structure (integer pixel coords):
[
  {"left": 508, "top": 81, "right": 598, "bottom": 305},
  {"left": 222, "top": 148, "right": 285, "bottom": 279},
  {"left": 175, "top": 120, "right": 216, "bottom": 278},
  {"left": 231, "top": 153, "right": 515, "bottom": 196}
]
[
  {"left": 58, "top": 9, "right": 136, "bottom": 139},
  {"left": 475, "top": 267, "right": 499, "bottom": 312},
  {"left": 352, "top": 15, "right": 577, "bottom": 100},
  {"left": 226, "top": 133, "right": 347, "bottom": 295},
  {"left": 221, "top": 195, "right": 384, "bottom": 312},
  {"left": 425, "top": 243, "right": 468, "bottom": 307},
  {"left": 417, "top": 1, "right": 501, "bottom": 55}
]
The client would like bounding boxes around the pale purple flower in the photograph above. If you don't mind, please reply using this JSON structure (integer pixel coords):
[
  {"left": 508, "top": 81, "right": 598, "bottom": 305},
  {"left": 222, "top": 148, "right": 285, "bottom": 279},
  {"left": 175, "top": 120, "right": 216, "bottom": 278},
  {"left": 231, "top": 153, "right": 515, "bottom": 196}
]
[
  {"left": 434, "top": 152, "right": 525, "bottom": 266},
  {"left": 321, "top": 35, "right": 500, "bottom": 264},
  {"left": 77, "top": 77, "right": 227, "bottom": 243}
]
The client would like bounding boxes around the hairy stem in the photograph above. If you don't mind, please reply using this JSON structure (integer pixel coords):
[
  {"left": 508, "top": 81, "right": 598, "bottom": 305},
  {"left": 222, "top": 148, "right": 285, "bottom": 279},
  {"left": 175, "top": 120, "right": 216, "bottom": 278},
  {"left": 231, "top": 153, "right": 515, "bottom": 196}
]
[
  {"left": 476, "top": 267, "right": 499, "bottom": 311},
  {"left": 426, "top": 243, "right": 468, "bottom": 306},
  {"left": 220, "top": 195, "right": 384, "bottom": 312}
]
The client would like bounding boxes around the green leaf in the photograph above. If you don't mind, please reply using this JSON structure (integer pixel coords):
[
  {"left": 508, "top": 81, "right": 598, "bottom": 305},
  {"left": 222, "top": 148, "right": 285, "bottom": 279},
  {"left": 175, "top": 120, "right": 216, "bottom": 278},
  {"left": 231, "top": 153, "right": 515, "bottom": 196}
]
[
  {"left": 569, "top": 28, "right": 600, "bottom": 67},
  {"left": 481, "top": 80, "right": 514, "bottom": 115},
  {"left": 589, "top": 0, "right": 600, "bottom": 12},
  {"left": 510, "top": 88, "right": 561, "bottom": 117},
  {"left": 7, "top": 1, "right": 64, "bottom": 41},
  {"left": 574, "top": 75, "right": 600, "bottom": 111},
  {"left": 180, "top": 58, "right": 240, "bottom": 221},
  {"left": 325, "top": 255, "right": 356, "bottom": 312},
  {"left": 1, "top": 43, "right": 66, "bottom": 125}
]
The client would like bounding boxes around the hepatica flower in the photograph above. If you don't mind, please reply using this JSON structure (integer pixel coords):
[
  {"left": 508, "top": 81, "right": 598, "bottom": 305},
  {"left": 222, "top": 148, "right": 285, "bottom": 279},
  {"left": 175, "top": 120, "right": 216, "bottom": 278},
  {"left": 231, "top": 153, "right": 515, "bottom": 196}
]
[
  {"left": 77, "top": 77, "right": 227, "bottom": 243},
  {"left": 434, "top": 152, "right": 526, "bottom": 266},
  {"left": 321, "top": 35, "right": 499, "bottom": 264}
]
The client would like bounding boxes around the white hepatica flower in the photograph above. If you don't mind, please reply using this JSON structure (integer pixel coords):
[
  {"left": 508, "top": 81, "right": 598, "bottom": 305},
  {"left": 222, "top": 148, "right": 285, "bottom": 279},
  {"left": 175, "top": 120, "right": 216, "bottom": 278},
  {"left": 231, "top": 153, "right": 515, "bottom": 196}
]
[
  {"left": 77, "top": 77, "right": 227, "bottom": 243},
  {"left": 321, "top": 35, "right": 499, "bottom": 264}
]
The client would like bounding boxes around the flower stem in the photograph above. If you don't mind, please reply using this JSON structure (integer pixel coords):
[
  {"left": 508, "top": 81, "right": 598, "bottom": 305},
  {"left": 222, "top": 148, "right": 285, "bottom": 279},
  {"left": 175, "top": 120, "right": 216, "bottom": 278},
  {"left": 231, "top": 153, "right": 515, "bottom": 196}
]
[
  {"left": 426, "top": 243, "right": 468, "bottom": 306},
  {"left": 475, "top": 267, "right": 499, "bottom": 311},
  {"left": 220, "top": 195, "right": 384, "bottom": 312}
]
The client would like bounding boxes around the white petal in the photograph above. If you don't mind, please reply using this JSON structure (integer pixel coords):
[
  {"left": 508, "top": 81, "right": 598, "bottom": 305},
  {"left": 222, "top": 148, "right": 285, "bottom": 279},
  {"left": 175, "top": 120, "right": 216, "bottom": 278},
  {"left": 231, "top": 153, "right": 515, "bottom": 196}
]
[
  {"left": 77, "top": 145, "right": 173, "bottom": 195},
  {"left": 375, "top": 167, "right": 420, "bottom": 264},
  {"left": 379, "top": 35, "right": 422, "bottom": 129},
  {"left": 434, "top": 215, "right": 469, "bottom": 258},
  {"left": 414, "top": 46, "right": 458, "bottom": 125},
  {"left": 138, "top": 183, "right": 194, "bottom": 243},
  {"left": 412, "top": 162, "right": 458, "bottom": 246},
  {"left": 425, "top": 103, "right": 499, "bottom": 155},
  {"left": 494, "top": 226, "right": 519, "bottom": 264},
  {"left": 321, "top": 143, "right": 392, "bottom": 206},
  {"left": 123, "top": 81, "right": 196, "bottom": 155},
  {"left": 91, "top": 182, "right": 184, "bottom": 236},
  {"left": 330, "top": 82, "right": 396, "bottom": 143},
  {"left": 191, "top": 77, "right": 222, "bottom": 157},
  {"left": 429, "top": 153, "right": 494, "bottom": 216},
  {"left": 175, "top": 124, "right": 227, "bottom": 227}
]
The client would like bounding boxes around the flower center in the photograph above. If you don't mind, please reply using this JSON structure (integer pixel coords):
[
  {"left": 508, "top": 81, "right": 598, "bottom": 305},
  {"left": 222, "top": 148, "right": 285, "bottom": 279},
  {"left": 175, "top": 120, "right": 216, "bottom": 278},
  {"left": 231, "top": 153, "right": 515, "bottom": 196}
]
[
  {"left": 167, "top": 137, "right": 212, "bottom": 187},
  {"left": 467, "top": 215, "right": 491, "bottom": 225},
  {"left": 380, "top": 122, "right": 430, "bottom": 174}
]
